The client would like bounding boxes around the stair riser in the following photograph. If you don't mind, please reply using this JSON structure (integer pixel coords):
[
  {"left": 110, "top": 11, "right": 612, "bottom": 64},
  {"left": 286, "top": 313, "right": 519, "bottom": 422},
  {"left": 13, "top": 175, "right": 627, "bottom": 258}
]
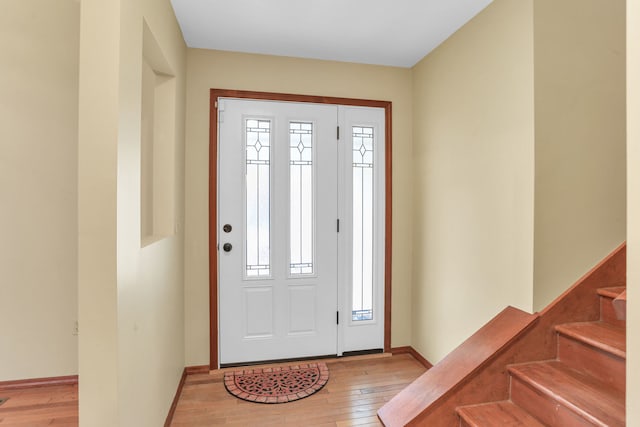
[
  {"left": 510, "top": 376, "right": 603, "bottom": 427},
  {"left": 600, "top": 297, "right": 626, "bottom": 328},
  {"left": 557, "top": 335, "right": 625, "bottom": 394},
  {"left": 456, "top": 402, "right": 547, "bottom": 427}
]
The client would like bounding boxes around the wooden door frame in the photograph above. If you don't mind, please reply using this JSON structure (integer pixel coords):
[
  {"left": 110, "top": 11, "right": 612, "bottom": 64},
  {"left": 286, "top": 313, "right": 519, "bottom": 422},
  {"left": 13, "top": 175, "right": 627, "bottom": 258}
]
[{"left": 209, "top": 89, "right": 393, "bottom": 369}]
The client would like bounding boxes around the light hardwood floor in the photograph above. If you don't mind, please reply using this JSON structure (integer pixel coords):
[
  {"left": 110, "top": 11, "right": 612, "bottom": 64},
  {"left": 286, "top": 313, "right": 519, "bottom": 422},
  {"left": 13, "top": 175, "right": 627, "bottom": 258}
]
[
  {"left": 0, "top": 354, "right": 426, "bottom": 426},
  {"left": 171, "top": 353, "right": 427, "bottom": 426},
  {"left": 0, "top": 383, "right": 78, "bottom": 426}
]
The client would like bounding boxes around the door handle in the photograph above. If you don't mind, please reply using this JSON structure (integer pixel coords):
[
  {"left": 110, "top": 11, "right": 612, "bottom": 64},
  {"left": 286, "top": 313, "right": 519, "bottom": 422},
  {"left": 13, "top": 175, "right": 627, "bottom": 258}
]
[{"left": 223, "top": 243, "right": 232, "bottom": 252}]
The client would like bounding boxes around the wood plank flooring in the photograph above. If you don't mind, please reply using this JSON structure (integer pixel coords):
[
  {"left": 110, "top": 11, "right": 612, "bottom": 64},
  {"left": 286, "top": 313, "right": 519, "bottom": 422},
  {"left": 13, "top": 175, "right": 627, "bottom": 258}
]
[
  {"left": 171, "top": 354, "right": 427, "bottom": 426},
  {"left": 0, "top": 354, "right": 426, "bottom": 426},
  {"left": 0, "top": 383, "right": 78, "bottom": 426}
]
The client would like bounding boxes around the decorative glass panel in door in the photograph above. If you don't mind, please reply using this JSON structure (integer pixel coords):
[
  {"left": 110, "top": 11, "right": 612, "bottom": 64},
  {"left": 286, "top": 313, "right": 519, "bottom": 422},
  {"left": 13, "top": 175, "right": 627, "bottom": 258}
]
[
  {"left": 289, "top": 121, "right": 314, "bottom": 276},
  {"left": 352, "top": 126, "right": 374, "bottom": 321},
  {"left": 245, "top": 119, "right": 271, "bottom": 278}
]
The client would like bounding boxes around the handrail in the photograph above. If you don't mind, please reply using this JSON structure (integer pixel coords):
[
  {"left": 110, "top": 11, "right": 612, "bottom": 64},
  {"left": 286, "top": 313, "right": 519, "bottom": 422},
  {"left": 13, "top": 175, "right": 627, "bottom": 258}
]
[
  {"left": 377, "top": 242, "right": 626, "bottom": 426},
  {"left": 377, "top": 306, "right": 538, "bottom": 427}
]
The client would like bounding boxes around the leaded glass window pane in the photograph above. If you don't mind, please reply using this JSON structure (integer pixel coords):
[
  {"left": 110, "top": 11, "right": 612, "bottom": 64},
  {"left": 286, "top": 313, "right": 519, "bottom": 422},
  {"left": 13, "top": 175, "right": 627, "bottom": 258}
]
[
  {"left": 352, "top": 126, "right": 374, "bottom": 321},
  {"left": 245, "top": 119, "right": 271, "bottom": 277},
  {"left": 289, "top": 122, "right": 314, "bottom": 275}
]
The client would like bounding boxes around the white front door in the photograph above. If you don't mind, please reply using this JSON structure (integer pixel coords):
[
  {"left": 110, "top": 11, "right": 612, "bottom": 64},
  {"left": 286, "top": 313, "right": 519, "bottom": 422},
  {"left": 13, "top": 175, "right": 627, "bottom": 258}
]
[
  {"left": 218, "top": 99, "right": 338, "bottom": 364},
  {"left": 218, "top": 98, "right": 386, "bottom": 365}
]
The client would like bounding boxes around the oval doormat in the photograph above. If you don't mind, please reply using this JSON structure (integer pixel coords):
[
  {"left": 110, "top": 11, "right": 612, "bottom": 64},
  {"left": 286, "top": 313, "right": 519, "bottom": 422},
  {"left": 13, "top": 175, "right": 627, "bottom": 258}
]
[{"left": 224, "top": 362, "right": 329, "bottom": 404}]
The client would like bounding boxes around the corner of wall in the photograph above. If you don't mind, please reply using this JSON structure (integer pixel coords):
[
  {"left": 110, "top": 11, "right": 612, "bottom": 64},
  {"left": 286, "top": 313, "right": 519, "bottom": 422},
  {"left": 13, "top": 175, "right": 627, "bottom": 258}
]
[
  {"left": 409, "top": 0, "right": 535, "bottom": 363},
  {"left": 626, "top": 0, "right": 639, "bottom": 424}
]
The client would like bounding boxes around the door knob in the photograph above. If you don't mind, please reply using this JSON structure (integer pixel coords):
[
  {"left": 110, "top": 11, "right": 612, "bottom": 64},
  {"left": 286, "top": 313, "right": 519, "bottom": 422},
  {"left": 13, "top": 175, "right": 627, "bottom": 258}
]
[
  {"left": 223, "top": 243, "right": 232, "bottom": 252},
  {"left": 223, "top": 224, "right": 232, "bottom": 233}
]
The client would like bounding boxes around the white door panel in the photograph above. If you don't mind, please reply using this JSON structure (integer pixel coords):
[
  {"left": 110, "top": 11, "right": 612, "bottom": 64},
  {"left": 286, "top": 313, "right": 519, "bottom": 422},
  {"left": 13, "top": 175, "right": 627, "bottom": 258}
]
[
  {"left": 219, "top": 99, "right": 338, "bottom": 364},
  {"left": 243, "top": 287, "right": 273, "bottom": 337}
]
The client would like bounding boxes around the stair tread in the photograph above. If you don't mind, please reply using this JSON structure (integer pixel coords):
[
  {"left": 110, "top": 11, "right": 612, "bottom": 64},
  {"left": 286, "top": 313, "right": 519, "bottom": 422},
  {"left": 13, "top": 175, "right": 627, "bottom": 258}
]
[
  {"left": 457, "top": 401, "right": 545, "bottom": 427},
  {"left": 509, "top": 360, "right": 625, "bottom": 427},
  {"left": 555, "top": 321, "right": 626, "bottom": 358},
  {"left": 597, "top": 286, "right": 626, "bottom": 299}
]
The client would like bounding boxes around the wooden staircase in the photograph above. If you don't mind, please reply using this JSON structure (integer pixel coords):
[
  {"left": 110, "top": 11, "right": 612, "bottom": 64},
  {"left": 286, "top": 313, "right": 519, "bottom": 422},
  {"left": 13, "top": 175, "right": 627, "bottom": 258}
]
[
  {"left": 456, "top": 286, "right": 626, "bottom": 426},
  {"left": 377, "top": 243, "right": 627, "bottom": 427}
]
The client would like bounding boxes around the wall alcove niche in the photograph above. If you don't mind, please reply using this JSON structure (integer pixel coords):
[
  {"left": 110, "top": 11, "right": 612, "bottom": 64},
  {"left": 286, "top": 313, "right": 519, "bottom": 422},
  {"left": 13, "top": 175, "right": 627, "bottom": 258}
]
[{"left": 140, "top": 20, "right": 177, "bottom": 246}]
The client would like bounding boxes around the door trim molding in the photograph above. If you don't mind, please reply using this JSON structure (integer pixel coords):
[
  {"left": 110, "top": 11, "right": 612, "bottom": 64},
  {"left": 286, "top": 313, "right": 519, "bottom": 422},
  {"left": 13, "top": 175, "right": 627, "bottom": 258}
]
[{"left": 209, "top": 89, "right": 393, "bottom": 369}]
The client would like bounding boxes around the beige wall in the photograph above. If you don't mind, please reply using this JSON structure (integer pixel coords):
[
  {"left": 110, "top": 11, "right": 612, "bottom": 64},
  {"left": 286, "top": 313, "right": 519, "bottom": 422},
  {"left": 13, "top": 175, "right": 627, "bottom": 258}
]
[
  {"left": 411, "top": 0, "right": 535, "bottom": 363},
  {"left": 533, "top": 0, "right": 626, "bottom": 310},
  {"left": 0, "top": 0, "right": 79, "bottom": 381},
  {"left": 5, "top": 0, "right": 634, "bottom": 421},
  {"left": 78, "top": 0, "right": 186, "bottom": 424},
  {"left": 627, "top": 0, "right": 639, "bottom": 423},
  {"left": 184, "top": 49, "right": 414, "bottom": 365}
]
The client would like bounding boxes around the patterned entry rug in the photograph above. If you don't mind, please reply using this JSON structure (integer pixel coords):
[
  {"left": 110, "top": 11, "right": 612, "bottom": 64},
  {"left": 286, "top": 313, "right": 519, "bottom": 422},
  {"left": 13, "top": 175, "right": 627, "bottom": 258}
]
[{"left": 224, "top": 362, "right": 329, "bottom": 404}]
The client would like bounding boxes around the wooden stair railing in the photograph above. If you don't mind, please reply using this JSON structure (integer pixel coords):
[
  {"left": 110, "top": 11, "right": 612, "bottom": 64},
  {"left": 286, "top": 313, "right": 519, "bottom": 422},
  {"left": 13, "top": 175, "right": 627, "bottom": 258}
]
[
  {"left": 377, "top": 307, "right": 538, "bottom": 427},
  {"left": 377, "top": 243, "right": 626, "bottom": 426},
  {"left": 458, "top": 285, "right": 626, "bottom": 426}
]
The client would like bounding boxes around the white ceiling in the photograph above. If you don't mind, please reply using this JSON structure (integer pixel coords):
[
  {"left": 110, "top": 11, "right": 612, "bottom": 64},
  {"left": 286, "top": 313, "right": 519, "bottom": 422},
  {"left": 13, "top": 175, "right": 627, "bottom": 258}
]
[{"left": 170, "top": 0, "right": 494, "bottom": 68}]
